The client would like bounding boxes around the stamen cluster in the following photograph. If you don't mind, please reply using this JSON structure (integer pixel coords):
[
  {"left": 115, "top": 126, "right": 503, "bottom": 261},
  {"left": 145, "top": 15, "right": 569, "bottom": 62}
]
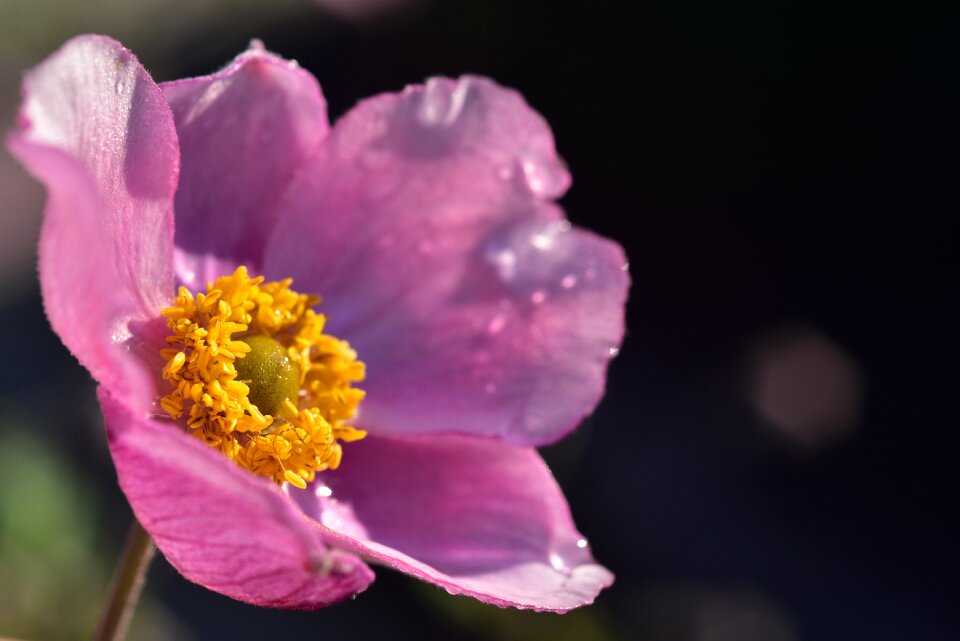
[{"left": 159, "top": 267, "right": 366, "bottom": 488}]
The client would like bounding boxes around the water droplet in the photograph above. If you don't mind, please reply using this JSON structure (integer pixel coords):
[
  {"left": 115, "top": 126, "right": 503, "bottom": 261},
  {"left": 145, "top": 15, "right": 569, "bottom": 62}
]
[
  {"left": 315, "top": 484, "right": 333, "bottom": 498},
  {"left": 561, "top": 274, "right": 577, "bottom": 289},
  {"left": 486, "top": 246, "right": 517, "bottom": 281},
  {"left": 115, "top": 79, "right": 126, "bottom": 95},
  {"left": 548, "top": 552, "right": 573, "bottom": 575},
  {"left": 522, "top": 159, "right": 545, "bottom": 194},
  {"left": 621, "top": 261, "right": 630, "bottom": 272},
  {"left": 549, "top": 553, "right": 566, "bottom": 571},
  {"left": 483, "top": 219, "right": 577, "bottom": 296},
  {"left": 530, "top": 290, "right": 546, "bottom": 305},
  {"left": 608, "top": 347, "right": 620, "bottom": 357},
  {"left": 531, "top": 231, "right": 553, "bottom": 250},
  {"left": 518, "top": 153, "right": 568, "bottom": 198},
  {"left": 576, "top": 538, "right": 588, "bottom": 549},
  {"left": 419, "top": 77, "right": 470, "bottom": 127},
  {"left": 487, "top": 314, "right": 506, "bottom": 335}
]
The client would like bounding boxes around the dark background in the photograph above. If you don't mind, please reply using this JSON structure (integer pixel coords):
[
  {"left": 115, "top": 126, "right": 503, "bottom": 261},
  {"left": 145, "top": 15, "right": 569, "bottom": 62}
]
[{"left": 0, "top": 1, "right": 956, "bottom": 639}]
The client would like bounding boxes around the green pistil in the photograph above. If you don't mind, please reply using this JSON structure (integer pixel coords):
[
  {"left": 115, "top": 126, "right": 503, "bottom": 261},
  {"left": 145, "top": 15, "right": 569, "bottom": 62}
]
[{"left": 235, "top": 334, "right": 301, "bottom": 415}]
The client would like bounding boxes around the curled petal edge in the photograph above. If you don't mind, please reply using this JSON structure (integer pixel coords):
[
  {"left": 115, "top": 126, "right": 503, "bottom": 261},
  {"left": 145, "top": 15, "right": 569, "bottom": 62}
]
[
  {"left": 298, "top": 433, "right": 615, "bottom": 612},
  {"left": 100, "top": 389, "right": 375, "bottom": 609},
  {"left": 162, "top": 41, "right": 331, "bottom": 289},
  {"left": 8, "top": 34, "right": 179, "bottom": 414}
]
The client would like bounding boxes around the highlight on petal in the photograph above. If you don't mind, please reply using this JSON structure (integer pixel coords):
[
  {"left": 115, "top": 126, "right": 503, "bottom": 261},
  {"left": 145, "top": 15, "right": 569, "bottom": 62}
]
[
  {"left": 266, "top": 75, "right": 628, "bottom": 445},
  {"left": 100, "top": 389, "right": 375, "bottom": 609},
  {"left": 293, "top": 433, "right": 613, "bottom": 612},
  {"left": 7, "top": 35, "right": 178, "bottom": 412},
  {"left": 357, "top": 214, "right": 628, "bottom": 445},
  {"left": 162, "top": 42, "right": 330, "bottom": 290}
]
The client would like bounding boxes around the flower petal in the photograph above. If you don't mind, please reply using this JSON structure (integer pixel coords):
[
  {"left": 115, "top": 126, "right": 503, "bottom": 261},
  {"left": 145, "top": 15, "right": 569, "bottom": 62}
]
[
  {"left": 161, "top": 43, "right": 330, "bottom": 289},
  {"left": 293, "top": 433, "right": 613, "bottom": 612},
  {"left": 359, "top": 218, "right": 628, "bottom": 445},
  {"left": 99, "top": 389, "right": 375, "bottom": 609},
  {"left": 7, "top": 35, "right": 178, "bottom": 413},
  {"left": 266, "top": 76, "right": 628, "bottom": 445}
]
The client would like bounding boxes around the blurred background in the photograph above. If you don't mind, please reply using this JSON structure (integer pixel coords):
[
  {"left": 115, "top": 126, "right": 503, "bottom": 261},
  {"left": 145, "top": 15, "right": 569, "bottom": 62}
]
[{"left": 0, "top": 0, "right": 955, "bottom": 639}]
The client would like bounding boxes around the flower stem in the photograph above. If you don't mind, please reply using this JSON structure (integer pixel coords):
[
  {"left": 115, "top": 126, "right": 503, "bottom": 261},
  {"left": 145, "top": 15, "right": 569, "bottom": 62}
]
[{"left": 93, "top": 518, "right": 156, "bottom": 641}]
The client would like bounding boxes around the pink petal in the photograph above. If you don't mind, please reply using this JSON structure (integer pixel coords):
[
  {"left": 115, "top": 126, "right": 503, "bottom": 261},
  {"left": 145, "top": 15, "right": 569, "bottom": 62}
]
[
  {"left": 161, "top": 42, "right": 329, "bottom": 289},
  {"left": 294, "top": 433, "right": 613, "bottom": 612},
  {"left": 361, "top": 218, "right": 628, "bottom": 445},
  {"left": 265, "top": 75, "right": 627, "bottom": 445},
  {"left": 7, "top": 35, "right": 178, "bottom": 413},
  {"left": 100, "top": 389, "right": 374, "bottom": 608}
]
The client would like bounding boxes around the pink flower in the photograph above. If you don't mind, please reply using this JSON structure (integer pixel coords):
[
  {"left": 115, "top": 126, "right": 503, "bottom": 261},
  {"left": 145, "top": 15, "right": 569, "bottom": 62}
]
[{"left": 9, "top": 35, "right": 628, "bottom": 611}]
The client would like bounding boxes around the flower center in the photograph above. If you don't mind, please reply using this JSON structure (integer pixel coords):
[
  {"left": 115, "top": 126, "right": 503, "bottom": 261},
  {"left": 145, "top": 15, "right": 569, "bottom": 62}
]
[
  {"left": 158, "top": 266, "right": 366, "bottom": 489},
  {"left": 234, "top": 335, "right": 301, "bottom": 416}
]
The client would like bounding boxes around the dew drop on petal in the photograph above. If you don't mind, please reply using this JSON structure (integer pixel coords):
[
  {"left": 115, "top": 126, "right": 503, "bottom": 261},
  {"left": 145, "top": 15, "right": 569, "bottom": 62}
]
[
  {"left": 548, "top": 552, "right": 573, "bottom": 576},
  {"left": 418, "top": 77, "right": 469, "bottom": 127},
  {"left": 518, "top": 152, "right": 569, "bottom": 198},
  {"left": 487, "top": 314, "right": 506, "bottom": 335},
  {"left": 486, "top": 245, "right": 517, "bottom": 282},
  {"left": 483, "top": 219, "right": 580, "bottom": 298},
  {"left": 531, "top": 231, "right": 553, "bottom": 250},
  {"left": 522, "top": 159, "right": 545, "bottom": 194},
  {"left": 576, "top": 538, "right": 589, "bottom": 549},
  {"left": 609, "top": 347, "right": 620, "bottom": 357}
]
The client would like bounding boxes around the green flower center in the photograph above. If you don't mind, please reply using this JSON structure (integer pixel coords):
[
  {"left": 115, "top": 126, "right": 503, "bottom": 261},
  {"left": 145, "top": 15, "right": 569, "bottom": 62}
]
[{"left": 234, "top": 334, "right": 302, "bottom": 416}]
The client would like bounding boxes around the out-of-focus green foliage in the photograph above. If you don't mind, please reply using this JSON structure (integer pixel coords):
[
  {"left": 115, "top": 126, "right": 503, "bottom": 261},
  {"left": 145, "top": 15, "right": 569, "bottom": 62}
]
[
  {"left": 0, "top": 420, "right": 188, "bottom": 641},
  {"left": 0, "top": 423, "right": 105, "bottom": 640}
]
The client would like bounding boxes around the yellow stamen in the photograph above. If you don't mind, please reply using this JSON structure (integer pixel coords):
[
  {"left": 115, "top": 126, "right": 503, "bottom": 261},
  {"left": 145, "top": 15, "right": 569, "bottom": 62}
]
[{"left": 159, "top": 266, "right": 366, "bottom": 488}]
